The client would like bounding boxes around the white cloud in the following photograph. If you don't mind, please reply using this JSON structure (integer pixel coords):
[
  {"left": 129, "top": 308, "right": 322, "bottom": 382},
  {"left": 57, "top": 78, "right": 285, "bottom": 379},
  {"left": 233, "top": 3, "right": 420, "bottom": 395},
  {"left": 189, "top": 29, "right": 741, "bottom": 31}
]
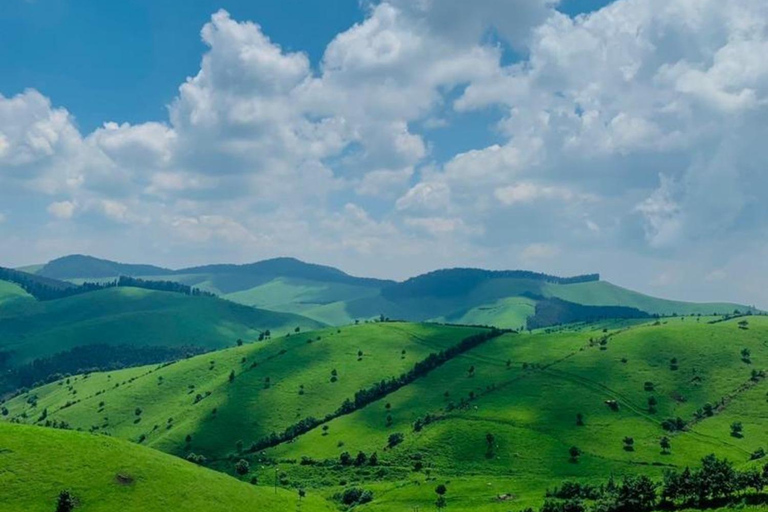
[
  {"left": 4, "top": 0, "right": 768, "bottom": 307},
  {"left": 47, "top": 201, "right": 77, "bottom": 220},
  {"left": 520, "top": 243, "right": 560, "bottom": 264}
]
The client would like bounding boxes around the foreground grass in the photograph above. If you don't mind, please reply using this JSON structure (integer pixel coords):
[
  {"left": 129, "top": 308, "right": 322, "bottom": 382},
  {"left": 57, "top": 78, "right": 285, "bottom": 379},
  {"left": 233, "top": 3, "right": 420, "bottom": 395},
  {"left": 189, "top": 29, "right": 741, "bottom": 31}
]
[{"left": 0, "top": 422, "right": 334, "bottom": 512}]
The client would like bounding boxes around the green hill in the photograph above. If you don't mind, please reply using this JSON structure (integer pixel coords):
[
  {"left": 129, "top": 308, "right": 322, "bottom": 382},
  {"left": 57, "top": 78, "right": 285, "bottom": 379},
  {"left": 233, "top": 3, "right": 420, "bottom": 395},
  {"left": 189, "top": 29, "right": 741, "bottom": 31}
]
[
  {"left": 1, "top": 323, "right": 484, "bottom": 462},
  {"left": 37, "top": 254, "right": 171, "bottom": 279},
  {"left": 0, "top": 422, "right": 333, "bottom": 512},
  {"left": 26, "top": 255, "right": 757, "bottom": 328},
  {"left": 0, "top": 279, "right": 34, "bottom": 307},
  {"left": 0, "top": 285, "right": 323, "bottom": 390},
  {"left": 4, "top": 318, "right": 766, "bottom": 511}
]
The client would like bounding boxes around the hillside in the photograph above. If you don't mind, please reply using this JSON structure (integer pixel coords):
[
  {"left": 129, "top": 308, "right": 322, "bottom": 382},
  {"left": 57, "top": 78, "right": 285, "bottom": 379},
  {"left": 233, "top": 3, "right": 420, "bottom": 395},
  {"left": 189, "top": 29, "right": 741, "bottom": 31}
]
[
  {"left": 0, "top": 323, "right": 485, "bottom": 461},
  {"left": 37, "top": 255, "right": 171, "bottom": 279},
  {"left": 0, "top": 286, "right": 323, "bottom": 389},
  {"left": 4, "top": 318, "right": 766, "bottom": 512},
  {"left": 23, "top": 255, "right": 759, "bottom": 328},
  {"left": 0, "top": 422, "right": 334, "bottom": 512}
]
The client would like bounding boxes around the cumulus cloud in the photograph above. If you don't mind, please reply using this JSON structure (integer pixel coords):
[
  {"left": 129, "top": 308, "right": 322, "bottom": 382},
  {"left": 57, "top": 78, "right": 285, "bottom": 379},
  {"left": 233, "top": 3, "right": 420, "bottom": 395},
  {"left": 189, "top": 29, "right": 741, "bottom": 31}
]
[{"left": 3, "top": 0, "right": 768, "bottom": 307}]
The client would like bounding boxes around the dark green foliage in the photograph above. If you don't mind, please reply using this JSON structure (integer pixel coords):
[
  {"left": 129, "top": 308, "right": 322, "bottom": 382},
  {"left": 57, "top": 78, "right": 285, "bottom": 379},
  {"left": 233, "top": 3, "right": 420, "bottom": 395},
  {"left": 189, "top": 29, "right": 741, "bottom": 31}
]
[
  {"left": 55, "top": 490, "right": 76, "bottom": 512},
  {"left": 387, "top": 432, "right": 404, "bottom": 448},
  {"left": 7, "top": 343, "right": 207, "bottom": 390},
  {"left": 234, "top": 459, "right": 250, "bottom": 475},
  {"left": 339, "top": 487, "right": 373, "bottom": 506}
]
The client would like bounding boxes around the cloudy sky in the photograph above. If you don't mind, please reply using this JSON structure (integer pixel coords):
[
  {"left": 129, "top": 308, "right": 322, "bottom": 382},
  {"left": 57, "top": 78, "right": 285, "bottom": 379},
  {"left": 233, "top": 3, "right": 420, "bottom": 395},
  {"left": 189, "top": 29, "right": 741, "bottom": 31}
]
[{"left": 1, "top": 0, "right": 767, "bottom": 308}]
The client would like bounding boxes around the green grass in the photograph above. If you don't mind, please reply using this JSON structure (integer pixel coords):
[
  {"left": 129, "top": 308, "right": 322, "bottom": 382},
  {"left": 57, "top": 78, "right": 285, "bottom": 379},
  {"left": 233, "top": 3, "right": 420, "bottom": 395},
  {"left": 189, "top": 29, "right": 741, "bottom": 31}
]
[
  {"left": 0, "top": 286, "right": 323, "bottom": 366},
  {"left": 3, "top": 323, "right": 484, "bottom": 462},
  {"left": 0, "top": 279, "right": 34, "bottom": 307},
  {"left": 542, "top": 281, "right": 748, "bottom": 316},
  {"left": 0, "top": 422, "right": 334, "bottom": 512},
  {"left": 4, "top": 318, "right": 766, "bottom": 512}
]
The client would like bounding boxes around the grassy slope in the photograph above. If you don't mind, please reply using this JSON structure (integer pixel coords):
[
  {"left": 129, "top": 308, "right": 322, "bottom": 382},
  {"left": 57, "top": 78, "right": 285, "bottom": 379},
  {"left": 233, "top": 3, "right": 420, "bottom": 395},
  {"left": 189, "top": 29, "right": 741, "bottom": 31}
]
[
  {"left": 0, "top": 279, "right": 34, "bottom": 307},
  {"left": 0, "top": 286, "right": 323, "bottom": 365},
  {"left": 543, "top": 281, "right": 750, "bottom": 316},
  {"left": 224, "top": 277, "right": 381, "bottom": 324},
  {"left": 4, "top": 318, "right": 766, "bottom": 512},
  {"left": 268, "top": 317, "right": 768, "bottom": 511},
  {"left": 0, "top": 422, "right": 333, "bottom": 512},
  {"left": 3, "top": 323, "right": 484, "bottom": 462}
]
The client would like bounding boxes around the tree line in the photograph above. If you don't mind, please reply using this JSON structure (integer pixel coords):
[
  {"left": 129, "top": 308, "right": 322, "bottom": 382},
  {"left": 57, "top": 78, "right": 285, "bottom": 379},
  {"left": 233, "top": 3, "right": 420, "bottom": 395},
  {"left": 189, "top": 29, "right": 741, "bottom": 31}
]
[
  {"left": 247, "top": 328, "right": 507, "bottom": 453},
  {"left": 0, "top": 266, "right": 214, "bottom": 301},
  {"left": 536, "top": 454, "right": 767, "bottom": 512}
]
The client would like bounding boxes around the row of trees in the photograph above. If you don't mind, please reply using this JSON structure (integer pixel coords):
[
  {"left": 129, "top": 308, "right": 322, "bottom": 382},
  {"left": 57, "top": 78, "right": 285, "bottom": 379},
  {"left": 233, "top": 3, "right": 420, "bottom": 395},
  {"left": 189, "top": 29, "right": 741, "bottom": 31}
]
[
  {"left": 539, "top": 455, "right": 768, "bottom": 512},
  {"left": 247, "top": 329, "right": 505, "bottom": 453}
]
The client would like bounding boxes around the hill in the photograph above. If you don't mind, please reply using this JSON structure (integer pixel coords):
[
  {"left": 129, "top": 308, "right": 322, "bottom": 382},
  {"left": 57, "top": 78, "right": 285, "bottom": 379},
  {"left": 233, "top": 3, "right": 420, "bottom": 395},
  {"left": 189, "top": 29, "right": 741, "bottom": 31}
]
[
  {"left": 37, "top": 255, "right": 171, "bottom": 280},
  {"left": 0, "top": 422, "right": 333, "bottom": 512},
  {"left": 1, "top": 323, "right": 485, "bottom": 462},
  {"left": 0, "top": 285, "right": 323, "bottom": 389},
  {"left": 4, "top": 317, "right": 766, "bottom": 511},
  {"left": 23, "top": 255, "right": 759, "bottom": 328}
]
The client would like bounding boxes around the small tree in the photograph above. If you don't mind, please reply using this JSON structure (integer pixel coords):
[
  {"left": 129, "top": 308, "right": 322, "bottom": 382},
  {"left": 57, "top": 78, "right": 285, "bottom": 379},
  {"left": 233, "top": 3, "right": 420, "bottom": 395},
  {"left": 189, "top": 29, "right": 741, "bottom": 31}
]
[
  {"left": 660, "top": 436, "right": 671, "bottom": 454},
  {"left": 229, "top": 370, "right": 235, "bottom": 383},
  {"left": 623, "top": 437, "right": 635, "bottom": 451},
  {"left": 468, "top": 365, "right": 475, "bottom": 377},
  {"left": 355, "top": 451, "right": 367, "bottom": 466},
  {"left": 298, "top": 489, "right": 306, "bottom": 502},
  {"left": 730, "top": 421, "right": 744, "bottom": 438},
  {"left": 569, "top": 446, "right": 581, "bottom": 462},
  {"left": 576, "top": 413, "right": 584, "bottom": 426},
  {"left": 237, "top": 339, "right": 244, "bottom": 346},
  {"left": 647, "top": 396, "right": 658, "bottom": 413},
  {"left": 369, "top": 452, "right": 378, "bottom": 466},
  {"left": 234, "top": 459, "right": 250, "bottom": 475},
  {"left": 56, "top": 490, "right": 76, "bottom": 512}
]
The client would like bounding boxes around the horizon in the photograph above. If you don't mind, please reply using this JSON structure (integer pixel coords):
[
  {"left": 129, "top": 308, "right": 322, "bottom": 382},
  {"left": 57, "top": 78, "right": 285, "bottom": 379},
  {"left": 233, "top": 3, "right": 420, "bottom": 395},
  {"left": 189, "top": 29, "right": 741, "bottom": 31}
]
[{"left": 3, "top": 0, "right": 768, "bottom": 309}]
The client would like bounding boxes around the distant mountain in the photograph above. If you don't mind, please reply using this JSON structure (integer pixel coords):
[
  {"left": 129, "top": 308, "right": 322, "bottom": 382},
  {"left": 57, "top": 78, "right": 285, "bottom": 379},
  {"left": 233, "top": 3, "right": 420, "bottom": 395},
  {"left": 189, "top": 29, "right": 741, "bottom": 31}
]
[
  {"left": 20, "top": 254, "right": 760, "bottom": 329},
  {"left": 37, "top": 254, "right": 171, "bottom": 279}
]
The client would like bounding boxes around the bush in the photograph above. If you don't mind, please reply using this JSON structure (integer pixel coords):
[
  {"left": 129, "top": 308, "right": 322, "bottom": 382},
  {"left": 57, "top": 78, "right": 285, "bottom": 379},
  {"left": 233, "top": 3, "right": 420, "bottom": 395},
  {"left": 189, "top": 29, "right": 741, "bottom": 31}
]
[
  {"left": 234, "top": 459, "right": 250, "bottom": 475},
  {"left": 340, "top": 487, "right": 373, "bottom": 505}
]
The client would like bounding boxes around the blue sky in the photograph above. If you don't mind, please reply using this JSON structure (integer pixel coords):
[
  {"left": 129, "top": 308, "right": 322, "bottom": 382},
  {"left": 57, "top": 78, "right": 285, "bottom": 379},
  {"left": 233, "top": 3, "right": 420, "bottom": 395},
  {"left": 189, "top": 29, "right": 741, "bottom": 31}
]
[
  {"left": 1, "top": 0, "right": 611, "bottom": 133},
  {"left": 2, "top": 0, "right": 767, "bottom": 308}
]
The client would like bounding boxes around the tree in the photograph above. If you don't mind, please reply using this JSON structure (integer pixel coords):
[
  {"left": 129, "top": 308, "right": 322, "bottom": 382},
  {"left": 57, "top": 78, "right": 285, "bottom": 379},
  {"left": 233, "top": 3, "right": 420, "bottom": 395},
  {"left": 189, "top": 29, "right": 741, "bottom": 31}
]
[
  {"left": 298, "top": 489, "right": 306, "bottom": 502},
  {"left": 185, "top": 434, "right": 192, "bottom": 444},
  {"left": 229, "top": 370, "right": 235, "bottom": 383},
  {"left": 56, "top": 490, "right": 76, "bottom": 512},
  {"left": 235, "top": 459, "right": 250, "bottom": 475},
  {"left": 660, "top": 436, "right": 671, "bottom": 454},
  {"left": 355, "top": 451, "right": 367, "bottom": 466},
  {"left": 730, "top": 421, "right": 744, "bottom": 438},
  {"left": 468, "top": 365, "right": 475, "bottom": 377},
  {"left": 569, "top": 446, "right": 581, "bottom": 462},
  {"left": 435, "top": 484, "right": 447, "bottom": 509},
  {"left": 339, "top": 451, "right": 352, "bottom": 465},
  {"left": 623, "top": 437, "right": 635, "bottom": 451},
  {"left": 741, "top": 348, "right": 751, "bottom": 363},
  {"left": 387, "top": 432, "right": 404, "bottom": 448},
  {"left": 236, "top": 339, "right": 243, "bottom": 346},
  {"left": 576, "top": 413, "right": 584, "bottom": 426},
  {"left": 369, "top": 451, "right": 378, "bottom": 466},
  {"left": 485, "top": 432, "right": 495, "bottom": 458},
  {"left": 647, "top": 396, "right": 658, "bottom": 413}
]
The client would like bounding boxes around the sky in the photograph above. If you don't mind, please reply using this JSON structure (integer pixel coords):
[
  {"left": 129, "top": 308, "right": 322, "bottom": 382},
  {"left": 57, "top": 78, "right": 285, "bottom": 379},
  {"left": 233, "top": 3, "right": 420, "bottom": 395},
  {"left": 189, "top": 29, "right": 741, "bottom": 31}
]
[{"left": 1, "top": 0, "right": 768, "bottom": 308}]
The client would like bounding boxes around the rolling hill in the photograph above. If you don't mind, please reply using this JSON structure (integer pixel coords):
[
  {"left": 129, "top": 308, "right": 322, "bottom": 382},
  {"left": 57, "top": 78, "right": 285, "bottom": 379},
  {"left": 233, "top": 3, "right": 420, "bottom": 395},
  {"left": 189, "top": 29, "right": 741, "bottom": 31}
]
[
  {"left": 4, "top": 317, "right": 766, "bottom": 512},
  {"left": 0, "top": 422, "right": 334, "bottom": 512},
  {"left": 23, "top": 255, "right": 758, "bottom": 328},
  {"left": 0, "top": 281, "right": 323, "bottom": 391}
]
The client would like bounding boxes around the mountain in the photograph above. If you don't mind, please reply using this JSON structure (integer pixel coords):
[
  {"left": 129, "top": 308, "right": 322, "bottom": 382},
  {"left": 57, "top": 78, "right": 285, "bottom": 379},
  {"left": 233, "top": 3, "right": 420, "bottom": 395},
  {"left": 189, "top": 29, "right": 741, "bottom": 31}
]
[
  {"left": 37, "top": 254, "right": 172, "bottom": 280},
  {"left": 23, "top": 255, "right": 759, "bottom": 328},
  {"left": 0, "top": 422, "right": 334, "bottom": 512},
  {"left": 5, "top": 317, "right": 766, "bottom": 511}
]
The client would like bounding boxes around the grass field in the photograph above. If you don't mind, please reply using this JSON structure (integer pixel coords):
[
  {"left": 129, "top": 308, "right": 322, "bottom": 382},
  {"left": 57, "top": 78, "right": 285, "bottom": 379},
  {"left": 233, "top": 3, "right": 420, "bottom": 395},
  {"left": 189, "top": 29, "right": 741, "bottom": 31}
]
[
  {"left": 3, "top": 317, "right": 766, "bottom": 512},
  {"left": 0, "top": 279, "right": 34, "bottom": 307},
  {"left": 0, "top": 422, "right": 334, "bottom": 512},
  {"left": 0, "top": 285, "right": 322, "bottom": 366}
]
